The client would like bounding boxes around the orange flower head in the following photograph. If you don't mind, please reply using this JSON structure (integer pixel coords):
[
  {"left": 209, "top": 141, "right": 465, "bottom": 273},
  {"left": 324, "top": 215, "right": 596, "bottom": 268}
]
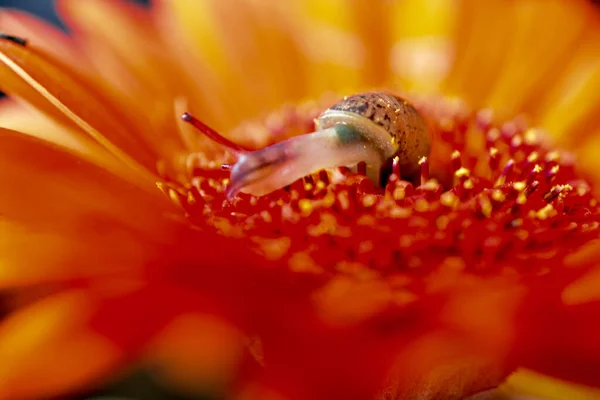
[{"left": 0, "top": 1, "right": 600, "bottom": 400}]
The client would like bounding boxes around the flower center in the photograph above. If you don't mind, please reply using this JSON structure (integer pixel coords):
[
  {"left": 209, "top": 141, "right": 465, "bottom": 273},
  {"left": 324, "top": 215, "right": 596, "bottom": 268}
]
[{"left": 160, "top": 94, "right": 600, "bottom": 277}]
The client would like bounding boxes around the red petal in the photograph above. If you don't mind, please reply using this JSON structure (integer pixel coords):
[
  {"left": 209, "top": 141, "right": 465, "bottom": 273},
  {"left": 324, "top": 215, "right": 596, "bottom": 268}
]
[{"left": 0, "top": 129, "right": 178, "bottom": 287}]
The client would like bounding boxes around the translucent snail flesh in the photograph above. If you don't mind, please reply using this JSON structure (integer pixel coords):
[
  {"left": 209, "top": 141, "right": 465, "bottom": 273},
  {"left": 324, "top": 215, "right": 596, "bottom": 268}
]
[{"left": 182, "top": 91, "right": 431, "bottom": 198}]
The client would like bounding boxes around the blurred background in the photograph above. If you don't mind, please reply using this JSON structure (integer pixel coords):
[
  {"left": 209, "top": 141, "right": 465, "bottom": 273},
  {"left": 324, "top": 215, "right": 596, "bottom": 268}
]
[
  {"left": 0, "top": 0, "right": 150, "bottom": 30},
  {"left": 0, "top": 0, "right": 65, "bottom": 29}
]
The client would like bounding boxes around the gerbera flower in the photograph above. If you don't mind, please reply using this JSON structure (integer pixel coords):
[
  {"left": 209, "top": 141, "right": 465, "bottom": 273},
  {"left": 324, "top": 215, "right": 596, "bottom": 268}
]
[{"left": 1, "top": 0, "right": 600, "bottom": 399}]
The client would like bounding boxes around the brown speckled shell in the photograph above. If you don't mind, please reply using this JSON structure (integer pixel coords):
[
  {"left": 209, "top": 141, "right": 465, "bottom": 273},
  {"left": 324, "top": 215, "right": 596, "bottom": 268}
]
[{"left": 323, "top": 92, "right": 430, "bottom": 176}]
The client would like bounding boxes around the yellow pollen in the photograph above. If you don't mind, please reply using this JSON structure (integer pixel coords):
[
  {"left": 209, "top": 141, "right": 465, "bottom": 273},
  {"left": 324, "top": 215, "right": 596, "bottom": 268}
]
[
  {"left": 168, "top": 188, "right": 183, "bottom": 207},
  {"left": 390, "top": 206, "right": 411, "bottom": 218},
  {"left": 316, "top": 181, "right": 327, "bottom": 190},
  {"left": 516, "top": 192, "right": 527, "bottom": 205},
  {"left": 489, "top": 147, "right": 499, "bottom": 157},
  {"left": 253, "top": 237, "right": 290, "bottom": 260},
  {"left": 545, "top": 151, "right": 560, "bottom": 162},
  {"left": 492, "top": 189, "right": 506, "bottom": 202},
  {"left": 532, "top": 164, "right": 543, "bottom": 173},
  {"left": 260, "top": 210, "right": 273, "bottom": 223},
  {"left": 414, "top": 198, "right": 430, "bottom": 212},
  {"left": 298, "top": 199, "right": 313, "bottom": 214},
  {"left": 455, "top": 167, "right": 470, "bottom": 178},
  {"left": 527, "top": 151, "right": 539, "bottom": 163},
  {"left": 512, "top": 218, "right": 524, "bottom": 227},
  {"left": 463, "top": 179, "right": 474, "bottom": 189},
  {"left": 418, "top": 156, "right": 427, "bottom": 165},
  {"left": 304, "top": 183, "right": 314, "bottom": 191},
  {"left": 337, "top": 192, "right": 350, "bottom": 210},
  {"left": 289, "top": 253, "right": 323, "bottom": 274},
  {"left": 421, "top": 180, "right": 440, "bottom": 191},
  {"left": 535, "top": 204, "right": 556, "bottom": 220},
  {"left": 479, "top": 195, "right": 493, "bottom": 217},
  {"left": 581, "top": 222, "right": 600, "bottom": 233},
  {"left": 357, "top": 215, "right": 376, "bottom": 226},
  {"left": 440, "top": 192, "right": 459, "bottom": 208},
  {"left": 362, "top": 194, "right": 378, "bottom": 208},
  {"left": 436, "top": 215, "right": 450, "bottom": 230},
  {"left": 591, "top": 199, "right": 598, "bottom": 207},
  {"left": 516, "top": 229, "right": 529, "bottom": 240},
  {"left": 393, "top": 187, "right": 405, "bottom": 201},
  {"left": 187, "top": 192, "right": 196, "bottom": 205},
  {"left": 323, "top": 192, "right": 336, "bottom": 207},
  {"left": 524, "top": 128, "right": 539, "bottom": 145},
  {"left": 513, "top": 181, "right": 526, "bottom": 191},
  {"left": 451, "top": 150, "right": 461, "bottom": 159}
]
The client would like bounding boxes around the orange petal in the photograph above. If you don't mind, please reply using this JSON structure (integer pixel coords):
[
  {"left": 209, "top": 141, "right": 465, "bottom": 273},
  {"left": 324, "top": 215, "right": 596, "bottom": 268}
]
[
  {"left": 155, "top": 0, "right": 255, "bottom": 127},
  {"left": 484, "top": 0, "right": 592, "bottom": 119},
  {"left": 0, "top": 129, "right": 179, "bottom": 287},
  {"left": 443, "top": 0, "right": 517, "bottom": 107},
  {"left": 0, "top": 37, "right": 158, "bottom": 181},
  {"left": 156, "top": 0, "right": 307, "bottom": 113},
  {"left": 284, "top": 0, "right": 368, "bottom": 95},
  {"left": 0, "top": 98, "right": 132, "bottom": 177},
  {"left": 57, "top": 0, "right": 195, "bottom": 160},
  {"left": 388, "top": 0, "right": 458, "bottom": 92},
  {"left": 0, "top": 290, "right": 121, "bottom": 400},
  {"left": 535, "top": 27, "right": 600, "bottom": 144}
]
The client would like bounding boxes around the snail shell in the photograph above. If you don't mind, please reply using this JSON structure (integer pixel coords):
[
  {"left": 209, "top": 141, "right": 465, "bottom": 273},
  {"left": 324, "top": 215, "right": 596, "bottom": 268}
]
[
  {"left": 316, "top": 91, "right": 431, "bottom": 178},
  {"left": 181, "top": 91, "right": 432, "bottom": 198}
]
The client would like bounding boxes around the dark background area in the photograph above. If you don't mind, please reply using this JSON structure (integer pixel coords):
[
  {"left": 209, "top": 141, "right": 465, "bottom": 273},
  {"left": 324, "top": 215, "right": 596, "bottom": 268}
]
[
  {"left": 0, "top": 0, "right": 65, "bottom": 28},
  {"left": 0, "top": 0, "right": 150, "bottom": 30}
]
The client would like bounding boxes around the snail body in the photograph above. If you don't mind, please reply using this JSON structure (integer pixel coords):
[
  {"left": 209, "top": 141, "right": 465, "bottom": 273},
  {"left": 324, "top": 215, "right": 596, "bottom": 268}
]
[{"left": 182, "top": 91, "right": 431, "bottom": 198}]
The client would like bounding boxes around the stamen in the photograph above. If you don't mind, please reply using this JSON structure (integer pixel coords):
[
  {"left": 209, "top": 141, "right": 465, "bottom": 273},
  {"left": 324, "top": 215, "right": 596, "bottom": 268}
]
[
  {"left": 419, "top": 156, "right": 429, "bottom": 186},
  {"left": 495, "top": 159, "right": 515, "bottom": 186},
  {"left": 221, "top": 164, "right": 232, "bottom": 171},
  {"left": 181, "top": 112, "right": 253, "bottom": 153},
  {"left": 488, "top": 147, "right": 500, "bottom": 171},
  {"left": 451, "top": 150, "right": 462, "bottom": 172},
  {"left": 338, "top": 166, "right": 352, "bottom": 175},
  {"left": 546, "top": 165, "right": 560, "bottom": 183},
  {"left": 545, "top": 186, "right": 563, "bottom": 203},
  {"left": 319, "top": 170, "right": 330, "bottom": 185},
  {"left": 357, "top": 161, "right": 367, "bottom": 176},
  {"left": 0, "top": 33, "right": 27, "bottom": 46}
]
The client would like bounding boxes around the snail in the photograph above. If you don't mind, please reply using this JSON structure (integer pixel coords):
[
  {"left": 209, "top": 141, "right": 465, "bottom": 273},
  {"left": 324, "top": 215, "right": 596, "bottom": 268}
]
[{"left": 182, "top": 91, "right": 431, "bottom": 198}]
